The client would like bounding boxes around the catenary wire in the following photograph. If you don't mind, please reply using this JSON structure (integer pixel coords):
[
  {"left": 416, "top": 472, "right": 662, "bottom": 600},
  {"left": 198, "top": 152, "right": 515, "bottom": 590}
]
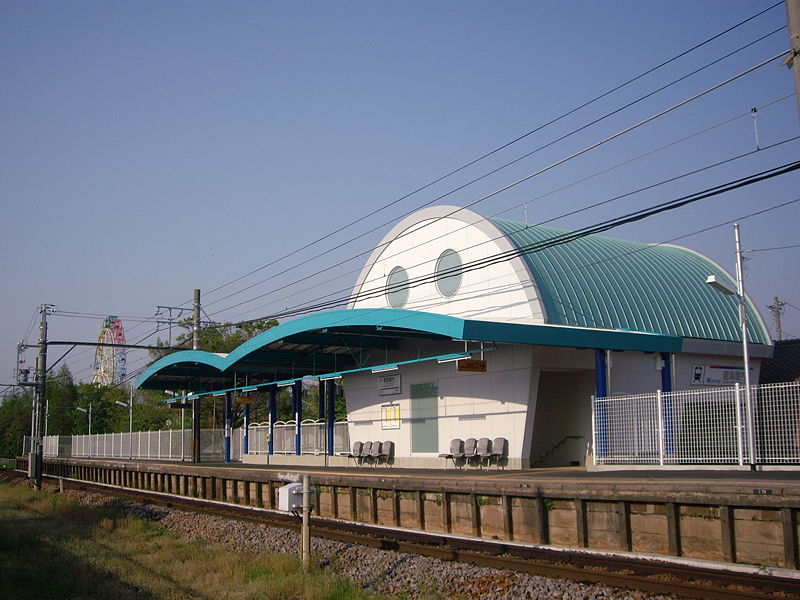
[
  {"left": 186, "top": 5, "right": 785, "bottom": 308},
  {"left": 237, "top": 160, "right": 800, "bottom": 323},
  {"left": 208, "top": 54, "right": 789, "bottom": 319},
  {"left": 219, "top": 115, "right": 799, "bottom": 324},
  {"left": 203, "top": 33, "right": 787, "bottom": 314}
]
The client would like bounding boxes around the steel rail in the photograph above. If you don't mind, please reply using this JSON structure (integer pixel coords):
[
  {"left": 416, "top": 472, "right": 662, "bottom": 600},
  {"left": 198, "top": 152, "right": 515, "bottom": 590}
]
[{"left": 7, "top": 469, "right": 800, "bottom": 600}]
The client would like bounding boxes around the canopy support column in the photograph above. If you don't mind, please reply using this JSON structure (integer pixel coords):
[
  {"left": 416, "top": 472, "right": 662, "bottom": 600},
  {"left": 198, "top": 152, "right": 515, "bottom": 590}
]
[
  {"left": 192, "top": 396, "right": 200, "bottom": 463},
  {"left": 595, "top": 349, "right": 608, "bottom": 459},
  {"left": 243, "top": 402, "right": 250, "bottom": 455},
  {"left": 268, "top": 387, "right": 277, "bottom": 455},
  {"left": 294, "top": 381, "right": 302, "bottom": 456},
  {"left": 326, "top": 380, "right": 335, "bottom": 456},
  {"left": 224, "top": 391, "right": 232, "bottom": 463},
  {"left": 660, "top": 352, "right": 674, "bottom": 456}
]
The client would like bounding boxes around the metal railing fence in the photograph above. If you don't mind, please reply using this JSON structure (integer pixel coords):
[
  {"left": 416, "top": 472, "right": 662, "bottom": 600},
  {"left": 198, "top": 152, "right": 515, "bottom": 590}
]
[
  {"left": 247, "top": 419, "right": 350, "bottom": 455},
  {"left": 29, "top": 428, "right": 243, "bottom": 462},
  {"left": 592, "top": 381, "right": 800, "bottom": 465},
  {"left": 30, "top": 420, "right": 350, "bottom": 461}
]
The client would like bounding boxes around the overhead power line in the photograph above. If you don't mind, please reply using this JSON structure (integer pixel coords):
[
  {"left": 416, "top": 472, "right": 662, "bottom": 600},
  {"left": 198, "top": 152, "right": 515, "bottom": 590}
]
[
  {"left": 205, "top": 34, "right": 787, "bottom": 316},
  {"left": 209, "top": 52, "right": 789, "bottom": 320},
  {"left": 189, "top": 4, "right": 785, "bottom": 309},
  {"left": 220, "top": 128, "right": 800, "bottom": 325},
  {"left": 237, "top": 159, "right": 800, "bottom": 323},
  {"left": 749, "top": 244, "right": 800, "bottom": 252}
]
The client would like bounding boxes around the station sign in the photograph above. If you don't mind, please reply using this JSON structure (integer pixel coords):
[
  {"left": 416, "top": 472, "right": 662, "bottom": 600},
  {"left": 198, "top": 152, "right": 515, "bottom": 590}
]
[
  {"left": 170, "top": 402, "right": 191, "bottom": 409},
  {"left": 691, "top": 364, "right": 750, "bottom": 386},
  {"left": 457, "top": 359, "right": 487, "bottom": 373},
  {"left": 378, "top": 374, "right": 401, "bottom": 396},
  {"left": 235, "top": 397, "right": 253, "bottom": 405}
]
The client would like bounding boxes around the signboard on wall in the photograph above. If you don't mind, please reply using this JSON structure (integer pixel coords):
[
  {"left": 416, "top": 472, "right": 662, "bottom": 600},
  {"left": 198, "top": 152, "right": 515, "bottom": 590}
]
[
  {"left": 457, "top": 359, "right": 487, "bottom": 372},
  {"left": 691, "top": 364, "right": 749, "bottom": 386},
  {"left": 378, "top": 374, "right": 401, "bottom": 396},
  {"left": 381, "top": 403, "right": 401, "bottom": 429}
]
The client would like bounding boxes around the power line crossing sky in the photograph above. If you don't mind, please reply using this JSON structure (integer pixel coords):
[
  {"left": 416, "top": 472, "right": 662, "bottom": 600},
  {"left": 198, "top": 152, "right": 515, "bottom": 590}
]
[{"left": 2, "top": 1, "right": 799, "bottom": 384}]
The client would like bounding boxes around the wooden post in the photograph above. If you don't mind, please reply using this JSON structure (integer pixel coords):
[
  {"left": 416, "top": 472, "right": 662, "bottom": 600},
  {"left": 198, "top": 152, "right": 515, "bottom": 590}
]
[
  {"left": 720, "top": 505, "right": 736, "bottom": 563},
  {"left": 618, "top": 501, "right": 632, "bottom": 551},
  {"left": 393, "top": 491, "right": 401, "bottom": 527},
  {"left": 576, "top": 499, "right": 588, "bottom": 548},
  {"left": 470, "top": 493, "right": 481, "bottom": 538},
  {"left": 502, "top": 495, "right": 514, "bottom": 541},
  {"left": 782, "top": 507, "right": 798, "bottom": 569},
  {"left": 416, "top": 491, "right": 425, "bottom": 530},
  {"left": 331, "top": 485, "right": 339, "bottom": 518},
  {"left": 370, "top": 488, "right": 378, "bottom": 524},
  {"left": 535, "top": 496, "right": 549, "bottom": 545},
  {"left": 442, "top": 492, "right": 452, "bottom": 534},
  {"left": 666, "top": 502, "right": 681, "bottom": 556},
  {"left": 350, "top": 487, "right": 358, "bottom": 521}
]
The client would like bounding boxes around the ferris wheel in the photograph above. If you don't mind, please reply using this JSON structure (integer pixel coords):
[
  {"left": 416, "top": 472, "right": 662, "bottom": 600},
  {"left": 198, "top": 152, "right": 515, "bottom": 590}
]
[{"left": 92, "top": 316, "right": 127, "bottom": 385}]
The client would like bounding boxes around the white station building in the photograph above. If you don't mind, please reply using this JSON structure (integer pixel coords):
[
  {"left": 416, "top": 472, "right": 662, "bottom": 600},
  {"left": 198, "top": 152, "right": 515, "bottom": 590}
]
[{"left": 138, "top": 206, "right": 772, "bottom": 469}]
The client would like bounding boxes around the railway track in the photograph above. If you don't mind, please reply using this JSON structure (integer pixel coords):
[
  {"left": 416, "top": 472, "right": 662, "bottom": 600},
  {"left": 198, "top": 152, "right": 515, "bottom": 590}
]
[{"left": 6, "top": 469, "right": 800, "bottom": 600}]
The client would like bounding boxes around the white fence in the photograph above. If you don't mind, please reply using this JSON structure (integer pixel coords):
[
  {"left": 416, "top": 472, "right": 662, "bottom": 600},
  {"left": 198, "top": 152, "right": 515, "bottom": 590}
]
[
  {"left": 30, "top": 428, "right": 243, "bottom": 462},
  {"left": 248, "top": 419, "right": 350, "bottom": 455},
  {"left": 592, "top": 381, "right": 800, "bottom": 466},
  {"left": 30, "top": 420, "right": 351, "bottom": 461}
]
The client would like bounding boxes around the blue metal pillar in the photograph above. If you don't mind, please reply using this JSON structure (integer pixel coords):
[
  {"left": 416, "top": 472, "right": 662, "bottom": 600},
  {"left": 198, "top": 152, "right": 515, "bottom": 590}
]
[
  {"left": 243, "top": 403, "right": 250, "bottom": 455},
  {"left": 268, "top": 387, "right": 277, "bottom": 455},
  {"left": 660, "top": 352, "right": 674, "bottom": 455},
  {"left": 326, "top": 380, "right": 335, "bottom": 456},
  {"left": 595, "top": 349, "right": 608, "bottom": 458},
  {"left": 224, "top": 391, "right": 232, "bottom": 463},
  {"left": 294, "top": 380, "right": 302, "bottom": 456},
  {"left": 318, "top": 378, "right": 325, "bottom": 421}
]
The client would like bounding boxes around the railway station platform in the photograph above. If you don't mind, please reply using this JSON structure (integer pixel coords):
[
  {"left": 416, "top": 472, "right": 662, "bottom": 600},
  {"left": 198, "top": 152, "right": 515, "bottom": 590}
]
[{"left": 18, "top": 455, "right": 800, "bottom": 573}]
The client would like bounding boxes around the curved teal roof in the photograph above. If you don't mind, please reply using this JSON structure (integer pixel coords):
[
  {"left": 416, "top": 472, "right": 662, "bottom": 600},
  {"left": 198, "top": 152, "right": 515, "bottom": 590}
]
[
  {"left": 137, "top": 308, "right": 681, "bottom": 390},
  {"left": 490, "top": 218, "right": 770, "bottom": 344}
]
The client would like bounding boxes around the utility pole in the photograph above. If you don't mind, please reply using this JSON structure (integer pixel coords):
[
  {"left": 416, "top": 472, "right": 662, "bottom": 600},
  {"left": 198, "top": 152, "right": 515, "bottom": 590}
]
[
  {"left": 767, "top": 296, "right": 786, "bottom": 341},
  {"left": 787, "top": 0, "right": 800, "bottom": 118},
  {"left": 734, "top": 224, "right": 755, "bottom": 468},
  {"left": 192, "top": 289, "right": 201, "bottom": 351},
  {"left": 191, "top": 289, "right": 201, "bottom": 463},
  {"left": 29, "top": 304, "right": 51, "bottom": 490}
]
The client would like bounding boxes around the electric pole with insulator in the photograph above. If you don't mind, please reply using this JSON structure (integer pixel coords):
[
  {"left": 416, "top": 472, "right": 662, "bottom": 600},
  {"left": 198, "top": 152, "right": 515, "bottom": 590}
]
[
  {"left": 767, "top": 296, "right": 786, "bottom": 341},
  {"left": 787, "top": 0, "right": 800, "bottom": 117},
  {"left": 192, "top": 289, "right": 202, "bottom": 463},
  {"left": 30, "top": 305, "right": 51, "bottom": 490}
]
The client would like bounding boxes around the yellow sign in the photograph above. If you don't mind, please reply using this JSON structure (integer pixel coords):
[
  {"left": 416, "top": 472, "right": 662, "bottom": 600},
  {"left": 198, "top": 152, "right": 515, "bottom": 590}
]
[
  {"left": 381, "top": 403, "right": 401, "bottom": 430},
  {"left": 457, "top": 359, "right": 487, "bottom": 373}
]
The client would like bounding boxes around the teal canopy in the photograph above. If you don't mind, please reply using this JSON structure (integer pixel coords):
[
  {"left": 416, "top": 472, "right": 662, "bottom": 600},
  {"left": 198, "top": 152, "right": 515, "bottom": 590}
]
[{"left": 136, "top": 308, "right": 681, "bottom": 392}]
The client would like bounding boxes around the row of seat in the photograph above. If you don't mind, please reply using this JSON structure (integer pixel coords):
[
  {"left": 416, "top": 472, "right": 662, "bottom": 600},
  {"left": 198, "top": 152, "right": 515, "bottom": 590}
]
[
  {"left": 341, "top": 440, "right": 394, "bottom": 466},
  {"left": 439, "top": 437, "right": 507, "bottom": 469}
]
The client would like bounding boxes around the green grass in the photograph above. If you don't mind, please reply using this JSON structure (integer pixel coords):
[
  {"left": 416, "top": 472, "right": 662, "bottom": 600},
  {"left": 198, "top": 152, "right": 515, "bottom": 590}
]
[{"left": 0, "top": 482, "right": 377, "bottom": 600}]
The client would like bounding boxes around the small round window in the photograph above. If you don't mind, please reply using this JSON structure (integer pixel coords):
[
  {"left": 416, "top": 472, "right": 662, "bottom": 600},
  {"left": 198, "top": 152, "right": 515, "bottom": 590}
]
[
  {"left": 386, "top": 266, "right": 410, "bottom": 308},
  {"left": 435, "top": 249, "right": 462, "bottom": 297}
]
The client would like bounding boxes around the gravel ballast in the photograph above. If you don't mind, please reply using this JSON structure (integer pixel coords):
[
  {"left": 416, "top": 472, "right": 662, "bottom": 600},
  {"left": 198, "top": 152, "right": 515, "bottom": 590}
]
[{"left": 60, "top": 485, "right": 684, "bottom": 600}]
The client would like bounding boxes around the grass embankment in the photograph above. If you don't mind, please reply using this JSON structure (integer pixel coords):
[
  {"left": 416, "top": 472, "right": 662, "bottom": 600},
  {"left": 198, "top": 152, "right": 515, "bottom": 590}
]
[{"left": 0, "top": 482, "right": 375, "bottom": 600}]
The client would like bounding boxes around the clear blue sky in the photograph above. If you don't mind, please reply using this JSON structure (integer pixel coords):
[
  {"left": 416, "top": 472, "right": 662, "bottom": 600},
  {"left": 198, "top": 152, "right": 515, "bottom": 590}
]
[{"left": 2, "top": 0, "right": 798, "bottom": 386}]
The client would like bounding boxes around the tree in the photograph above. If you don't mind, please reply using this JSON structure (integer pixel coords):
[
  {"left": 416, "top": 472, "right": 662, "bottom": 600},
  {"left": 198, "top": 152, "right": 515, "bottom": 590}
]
[
  {"left": 45, "top": 365, "right": 77, "bottom": 436},
  {"left": 153, "top": 319, "right": 279, "bottom": 357},
  {"left": 74, "top": 383, "right": 128, "bottom": 435},
  {"left": 0, "top": 393, "right": 32, "bottom": 458}
]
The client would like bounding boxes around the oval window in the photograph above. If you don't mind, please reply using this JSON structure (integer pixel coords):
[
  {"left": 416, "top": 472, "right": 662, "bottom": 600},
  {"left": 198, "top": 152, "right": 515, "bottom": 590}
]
[
  {"left": 386, "top": 266, "right": 410, "bottom": 308},
  {"left": 435, "top": 249, "right": 462, "bottom": 297}
]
